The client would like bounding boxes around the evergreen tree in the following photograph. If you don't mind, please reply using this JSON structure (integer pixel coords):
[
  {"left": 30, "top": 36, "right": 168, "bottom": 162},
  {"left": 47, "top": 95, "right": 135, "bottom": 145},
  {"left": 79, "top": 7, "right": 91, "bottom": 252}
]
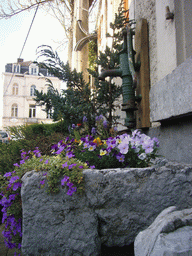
[{"left": 34, "top": 2, "right": 131, "bottom": 131}]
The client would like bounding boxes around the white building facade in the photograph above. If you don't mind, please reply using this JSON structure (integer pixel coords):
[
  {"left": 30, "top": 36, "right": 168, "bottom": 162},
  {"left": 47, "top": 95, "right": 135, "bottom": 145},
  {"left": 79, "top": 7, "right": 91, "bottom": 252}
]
[{"left": 2, "top": 59, "right": 61, "bottom": 128}]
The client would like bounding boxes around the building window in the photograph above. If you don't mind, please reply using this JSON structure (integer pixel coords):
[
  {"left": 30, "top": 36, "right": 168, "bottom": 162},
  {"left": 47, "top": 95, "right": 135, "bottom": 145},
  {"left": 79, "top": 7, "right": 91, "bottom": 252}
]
[
  {"left": 11, "top": 104, "right": 18, "bottom": 117},
  {"left": 12, "top": 83, "right": 19, "bottom": 95},
  {"left": 47, "top": 109, "right": 52, "bottom": 119},
  {"left": 29, "top": 105, "right": 36, "bottom": 118},
  {"left": 30, "top": 85, "right": 36, "bottom": 96},
  {"left": 29, "top": 64, "right": 39, "bottom": 75},
  {"left": 12, "top": 64, "right": 20, "bottom": 73}
]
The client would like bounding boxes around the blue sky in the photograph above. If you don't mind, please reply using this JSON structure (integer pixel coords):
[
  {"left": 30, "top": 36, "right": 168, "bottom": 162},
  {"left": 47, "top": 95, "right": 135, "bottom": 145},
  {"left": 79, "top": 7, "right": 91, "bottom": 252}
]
[{"left": 0, "top": 6, "right": 67, "bottom": 127}]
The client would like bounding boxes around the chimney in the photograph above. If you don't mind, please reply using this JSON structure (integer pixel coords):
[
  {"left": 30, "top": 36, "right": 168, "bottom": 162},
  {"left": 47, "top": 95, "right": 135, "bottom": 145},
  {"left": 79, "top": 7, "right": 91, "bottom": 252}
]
[{"left": 17, "top": 58, "right": 24, "bottom": 63}]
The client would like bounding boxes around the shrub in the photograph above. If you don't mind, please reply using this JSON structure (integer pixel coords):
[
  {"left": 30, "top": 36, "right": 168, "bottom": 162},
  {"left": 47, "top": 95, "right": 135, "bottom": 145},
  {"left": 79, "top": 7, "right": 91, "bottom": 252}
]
[
  {"left": 7, "top": 121, "right": 69, "bottom": 140},
  {"left": 0, "top": 132, "right": 65, "bottom": 177}
]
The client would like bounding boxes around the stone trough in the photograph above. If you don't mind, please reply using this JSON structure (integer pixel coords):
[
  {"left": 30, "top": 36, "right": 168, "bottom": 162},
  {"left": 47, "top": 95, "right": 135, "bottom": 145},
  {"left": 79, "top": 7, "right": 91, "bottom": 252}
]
[{"left": 21, "top": 159, "right": 192, "bottom": 255}]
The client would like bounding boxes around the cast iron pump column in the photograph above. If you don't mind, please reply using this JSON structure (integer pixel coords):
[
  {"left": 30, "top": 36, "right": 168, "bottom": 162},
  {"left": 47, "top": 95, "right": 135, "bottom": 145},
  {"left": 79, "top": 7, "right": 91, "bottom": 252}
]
[{"left": 99, "top": 25, "right": 139, "bottom": 129}]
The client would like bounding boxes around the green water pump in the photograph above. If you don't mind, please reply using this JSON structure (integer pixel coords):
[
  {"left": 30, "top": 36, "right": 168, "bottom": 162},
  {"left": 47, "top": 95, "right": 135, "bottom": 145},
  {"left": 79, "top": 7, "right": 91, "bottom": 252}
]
[{"left": 99, "top": 25, "right": 140, "bottom": 129}]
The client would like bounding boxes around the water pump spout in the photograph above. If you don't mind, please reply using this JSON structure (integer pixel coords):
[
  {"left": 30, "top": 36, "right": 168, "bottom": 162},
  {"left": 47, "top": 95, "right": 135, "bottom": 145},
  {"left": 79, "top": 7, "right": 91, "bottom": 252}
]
[{"left": 99, "top": 69, "right": 122, "bottom": 81}]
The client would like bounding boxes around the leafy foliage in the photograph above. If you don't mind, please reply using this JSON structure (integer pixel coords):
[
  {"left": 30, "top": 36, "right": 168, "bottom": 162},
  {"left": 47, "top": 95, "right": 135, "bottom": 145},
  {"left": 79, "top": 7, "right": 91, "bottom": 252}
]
[{"left": 14, "top": 154, "right": 86, "bottom": 194}]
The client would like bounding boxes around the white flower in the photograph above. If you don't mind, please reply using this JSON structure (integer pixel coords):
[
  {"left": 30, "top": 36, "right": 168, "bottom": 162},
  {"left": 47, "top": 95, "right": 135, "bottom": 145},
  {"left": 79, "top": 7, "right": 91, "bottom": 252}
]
[{"left": 138, "top": 153, "right": 147, "bottom": 160}]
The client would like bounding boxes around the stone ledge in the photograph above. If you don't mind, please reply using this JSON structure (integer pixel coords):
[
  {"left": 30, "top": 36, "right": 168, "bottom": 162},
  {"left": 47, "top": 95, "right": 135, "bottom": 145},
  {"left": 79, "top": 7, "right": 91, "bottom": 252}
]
[{"left": 150, "top": 56, "right": 192, "bottom": 122}]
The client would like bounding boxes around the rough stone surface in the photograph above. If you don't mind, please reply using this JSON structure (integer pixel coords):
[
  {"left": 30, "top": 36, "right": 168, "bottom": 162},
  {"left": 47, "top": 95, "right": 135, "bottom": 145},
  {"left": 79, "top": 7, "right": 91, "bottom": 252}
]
[
  {"left": 134, "top": 206, "right": 192, "bottom": 256},
  {"left": 21, "top": 160, "right": 192, "bottom": 255},
  {"left": 150, "top": 56, "right": 192, "bottom": 122}
]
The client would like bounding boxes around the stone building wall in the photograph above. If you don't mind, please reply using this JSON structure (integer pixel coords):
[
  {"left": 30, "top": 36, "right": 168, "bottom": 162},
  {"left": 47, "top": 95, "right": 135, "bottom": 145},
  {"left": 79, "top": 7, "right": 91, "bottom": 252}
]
[
  {"left": 128, "top": 0, "right": 192, "bottom": 164},
  {"left": 129, "top": 0, "right": 157, "bottom": 86}
]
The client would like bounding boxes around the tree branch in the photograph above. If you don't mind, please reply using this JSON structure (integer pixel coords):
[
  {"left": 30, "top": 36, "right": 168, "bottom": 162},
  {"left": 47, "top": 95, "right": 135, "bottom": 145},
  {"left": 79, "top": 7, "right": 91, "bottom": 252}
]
[{"left": 0, "top": 0, "right": 53, "bottom": 19}]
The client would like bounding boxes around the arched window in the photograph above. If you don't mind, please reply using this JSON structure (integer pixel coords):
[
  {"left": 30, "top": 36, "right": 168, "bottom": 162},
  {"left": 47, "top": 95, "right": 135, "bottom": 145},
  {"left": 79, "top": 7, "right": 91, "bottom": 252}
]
[
  {"left": 11, "top": 104, "right": 18, "bottom": 117},
  {"left": 30, "top": 85, "right": 36, "bottom": 96},
  {"left": 12, "top": 84, "right": 18, "bottom": 95}
]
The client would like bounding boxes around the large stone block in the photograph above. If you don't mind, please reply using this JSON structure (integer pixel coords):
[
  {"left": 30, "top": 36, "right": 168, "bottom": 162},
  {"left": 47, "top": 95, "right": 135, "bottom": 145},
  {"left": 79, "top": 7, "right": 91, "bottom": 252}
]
[
  {"left": 150, "top": 56, "right": 192, "bottom": 122},
  {"left": 21, "top": 160, "right": 192, "bottom": 255},
  {"left": 135, "top": 206, "right": 192, "bottom": 256}
]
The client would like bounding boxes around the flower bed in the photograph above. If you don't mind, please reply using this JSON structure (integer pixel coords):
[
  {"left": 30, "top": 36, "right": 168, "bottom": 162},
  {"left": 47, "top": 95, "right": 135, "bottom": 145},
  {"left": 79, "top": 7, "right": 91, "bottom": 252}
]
[{"left": 0, "top": 117, "right": 159, "bottom": 255}]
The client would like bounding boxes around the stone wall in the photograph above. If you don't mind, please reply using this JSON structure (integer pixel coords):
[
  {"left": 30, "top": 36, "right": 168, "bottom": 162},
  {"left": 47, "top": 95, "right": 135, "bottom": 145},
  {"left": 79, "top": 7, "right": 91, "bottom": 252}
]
[
  {"left": 129, "top": 0, "right": 157, "bottom": 86},
  {"left": 21, "top": 159, "right": 192, "bottom": 255}
]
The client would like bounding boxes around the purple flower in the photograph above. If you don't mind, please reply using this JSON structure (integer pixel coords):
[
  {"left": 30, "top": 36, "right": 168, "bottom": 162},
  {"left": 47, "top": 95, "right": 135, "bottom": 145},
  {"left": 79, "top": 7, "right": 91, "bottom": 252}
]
[
  {"left": 103, "top": 120, "right": 108, "bottom": 128},
  {"left": 142, "top": 138, "right": 154, "bottom": 154},
  {"left": 118, "top": 142, "right": 129, "bottom": 154},
  {"left": 68, "top": 125, "right": 71, "bottom": 133},
  {"left": 4, "top": 172, "right": 12, "bottom": 178},
  {"left": 20, "top": 159, "right": 25, "bottom": 165},
  {"left": 95, "top": 116, "right": 100, "bottom": 121},
  {"left": 9, "top": 176, "right": 20, "bottom": 184},
  {"left": 83, "top": 116, "right": 87, "bottom": 122},
  {"left": 9, "top": 194, "right": 16, "bottom": 201},
  {"left": 153, "top": 137, "right": 159, "bottom": 147},
  {"left": 55, "top": 145, "right": 65, "bottom": 155},
  {"left": 72, "top": 124, "right": 76, "bottom": 129},
  {"left": 51, "top": 144, "right": 59, "bottom": 151},
  {"left": 62, "top": 162, "right": 68, "bottom": 168},
  {"left": 67, "top": 187, "right": 77, "bottom": 196},
  {"left": 40, "top": 180, "right": 45, "bottom": 185},
  {"left": 61, "top": 176, "right": 70, "bottom": 186},
  {"left": 83, "top": 142, "right": 89, "bottom": 149},
  {"left": 79, "top": 165, "right": 84, "bottom": 169},
  {"left": 68, "top": 164, "right": 74, "bottom": 170},
  {"left": 66, "top": 152, "right": 74, "bottom": 158},
  {"left": 12, "top": 182, "right": 21, "bottom": 191},
  {"left": 44, "top": 159, "right": 49, "bottom": 164},
  {"left": 96, "top": 114, "right": 104, "bottom": 121},
  {"left": 13, "top": 163, "right": 20, "bottom": 168},
  {"left": 116, "top": 153, "right": 125, "bottom": 162},
  {"left": 67, "top": 182, "right": 74, "bottom": 188},
  {"left": 90, "top": 165, "right": 95, "bottom": 169},
  {"left": 91, "top": 127, "right": 96, "bottom": 135},
  {"left": 33, "top": 147, "right": 41, "bottom": 157},
  {"left": 39, "top": 158, "right": 43, "bottom": 162}
]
